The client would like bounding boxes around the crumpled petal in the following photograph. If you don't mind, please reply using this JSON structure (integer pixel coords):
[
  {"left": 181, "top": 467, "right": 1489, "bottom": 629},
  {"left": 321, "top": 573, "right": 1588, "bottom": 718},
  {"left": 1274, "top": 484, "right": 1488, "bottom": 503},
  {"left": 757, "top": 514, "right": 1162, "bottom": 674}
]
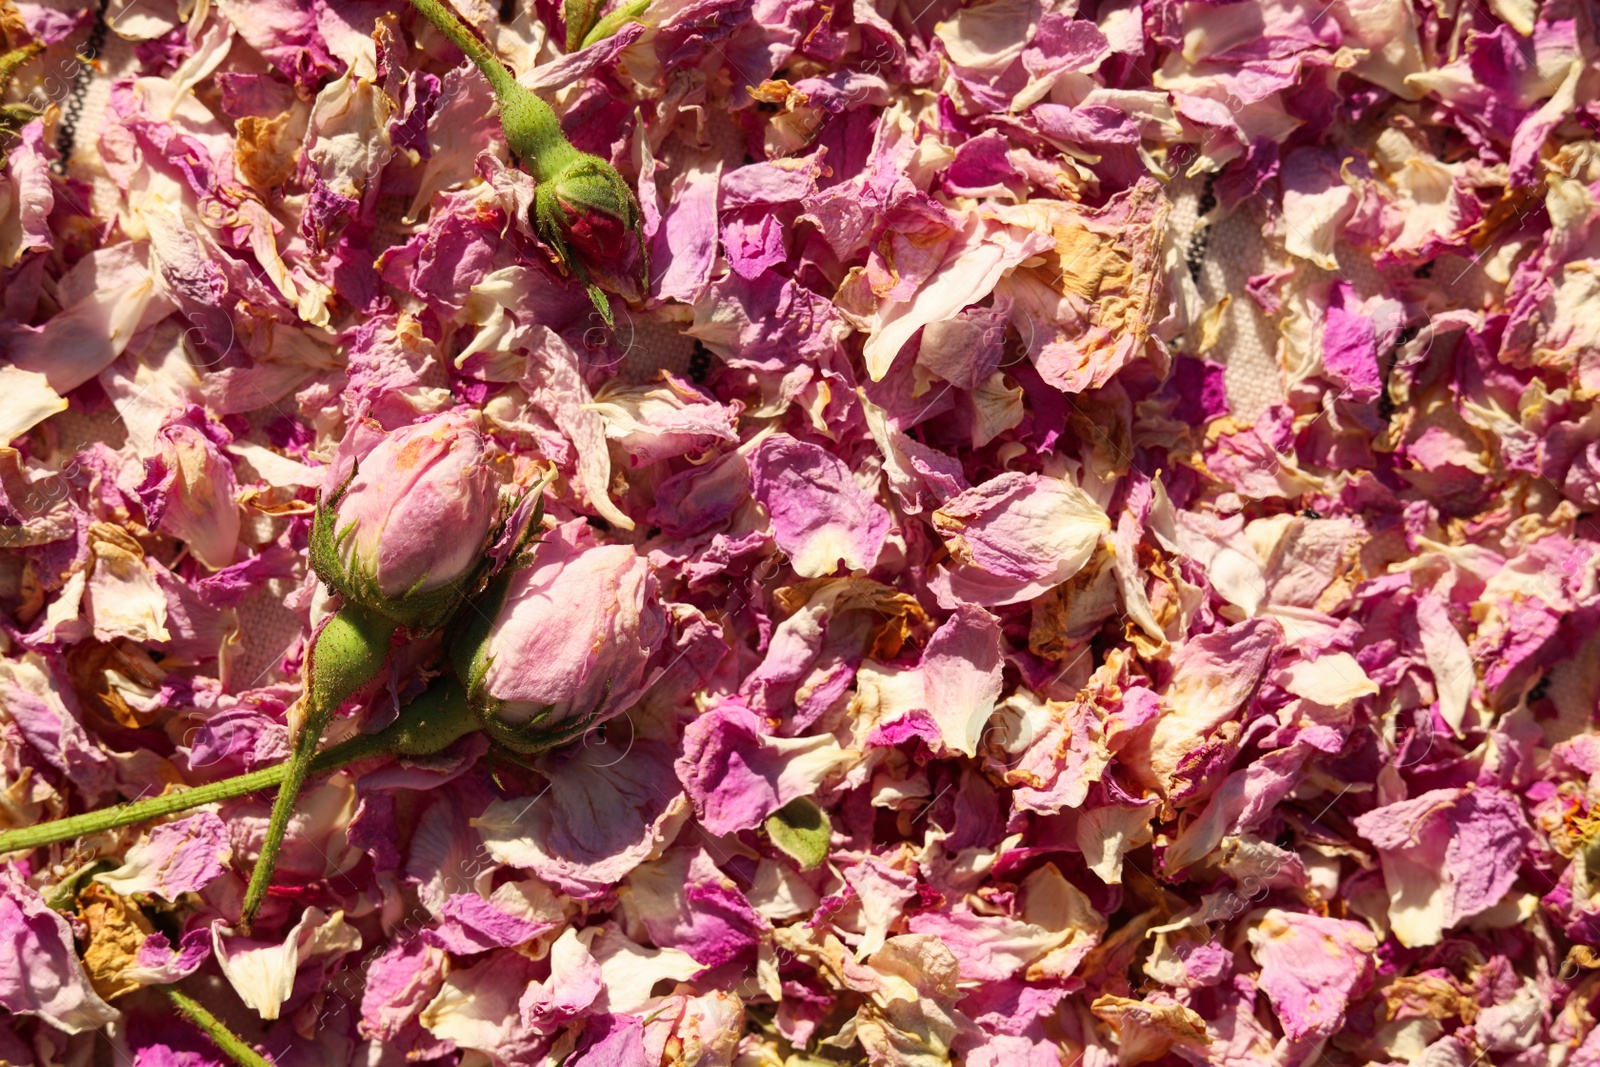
[
  {"left": 0, "top": 871, "right": 118, "bottom": 1034},
  {"left": 94, "top": 812, "right": 233, "bottom": 901},
  {"left": 475, "top": 740, "right": 690, "bottom": 898},
  {"left": 675, "top": 701, "right": 852, "bottom": 836}
]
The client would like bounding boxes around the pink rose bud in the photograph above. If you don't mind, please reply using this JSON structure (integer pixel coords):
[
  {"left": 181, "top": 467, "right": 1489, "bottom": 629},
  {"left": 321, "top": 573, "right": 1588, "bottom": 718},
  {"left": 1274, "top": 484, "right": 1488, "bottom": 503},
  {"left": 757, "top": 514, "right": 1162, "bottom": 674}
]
[
  {"left": 452, "top": 519, "right": 667, "bottom": 751},
  {"left": 312, "top": 411, "right": 502, "bottom": 627}
]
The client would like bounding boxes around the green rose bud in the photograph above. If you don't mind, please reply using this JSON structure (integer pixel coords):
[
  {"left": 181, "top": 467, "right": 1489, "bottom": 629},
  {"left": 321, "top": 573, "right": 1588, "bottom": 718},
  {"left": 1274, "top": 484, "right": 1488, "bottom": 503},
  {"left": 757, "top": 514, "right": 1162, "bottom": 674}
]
[
  {"left": 533, "top": 154, "right": 648, "bottom": 326},
  {"left": 407, "top": 0, "right": 647, "bottom": 324}
]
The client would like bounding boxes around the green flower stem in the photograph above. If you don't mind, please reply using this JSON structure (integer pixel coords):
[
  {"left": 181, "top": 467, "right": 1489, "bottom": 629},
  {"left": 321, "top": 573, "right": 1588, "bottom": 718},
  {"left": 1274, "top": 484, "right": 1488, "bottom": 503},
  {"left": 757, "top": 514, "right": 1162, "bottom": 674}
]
[
  {"left": 0, "top": 736, "right": 374, "bottom": 856},
  {"left": 165, "top": 987, "right": 276, "bottom": 1067},
  {"left": 405, "top": 0, "right": 578, "bottom": 180},
  {"left": 405, "top": 0, "right": 512, "bottom": 94},
  {"left": 0, "top": 677, "right": 478, "bottom": 856},
  {"left": 580, "top": 0, "right": 651, "bottom": 51},
  {"left": 240, "top": 603, "right": 397, "bottom": 931}
]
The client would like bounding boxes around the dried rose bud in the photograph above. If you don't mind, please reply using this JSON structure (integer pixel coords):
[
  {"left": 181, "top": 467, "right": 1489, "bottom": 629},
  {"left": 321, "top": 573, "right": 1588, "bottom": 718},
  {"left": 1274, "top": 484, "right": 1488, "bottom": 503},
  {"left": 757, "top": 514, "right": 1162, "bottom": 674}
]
[
  {"left": 405, "top": 0, "right": 645, "bottom": 324},
  {"left": 532, "top": 154, "right": 648, "bottom": 323},
  {"left": 311, "top": 411, "right": 502, "bottom": 628},
  {"left": 451, "top": 519, "right": 667, "bottom": 752},
  {"left": 249, "top": 413, "right": 500, "bottom": 925}
]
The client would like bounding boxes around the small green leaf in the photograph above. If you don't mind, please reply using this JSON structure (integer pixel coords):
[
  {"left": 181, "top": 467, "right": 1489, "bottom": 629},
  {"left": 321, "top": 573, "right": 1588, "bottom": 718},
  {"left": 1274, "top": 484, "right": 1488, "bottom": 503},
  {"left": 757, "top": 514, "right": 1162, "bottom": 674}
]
[
  {"left": 764, "top": 797, "right": 831, "bottom": 871},
  {"left": 44, "top": 860, "right": 114, "bottom": 912},
  {"left": 586, "top": 284, "right": 614, "bottom": 326}
]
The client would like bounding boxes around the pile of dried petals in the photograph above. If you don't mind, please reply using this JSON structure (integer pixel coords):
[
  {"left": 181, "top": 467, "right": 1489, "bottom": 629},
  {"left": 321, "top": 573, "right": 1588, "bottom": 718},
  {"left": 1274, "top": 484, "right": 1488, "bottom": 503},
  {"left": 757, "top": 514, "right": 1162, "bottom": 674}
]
[{"left": 1, "top": 0, "right": 1599, "bottom": 1064}]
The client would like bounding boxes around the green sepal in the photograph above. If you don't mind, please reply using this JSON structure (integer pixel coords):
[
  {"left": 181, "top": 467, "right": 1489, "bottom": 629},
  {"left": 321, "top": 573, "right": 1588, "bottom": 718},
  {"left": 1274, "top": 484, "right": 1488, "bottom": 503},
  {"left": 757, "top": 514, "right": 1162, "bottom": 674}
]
[
  {"left": 764, "top": 797, "right": 831, "bottom": 871},
  {"left": 563, "top": 0, "right": 604, "bottom": 52},
  {"left": 499, "top": 482, "right": 549, "bottom": 565},
  {"left": 579, "top": 0, "right": 651, "bottom": 50},
  {"left": 586, "top": 284, "right": 614, "bottom": 327},
  {"left": 444, "top": 488, "right": 545, "bottom": 691},
  {"left": 446, "top": 550, "right": 518, "bottom": 707},
  {"left": 478, "top": 684, "right": 609, "bottom": 756},
  {"left": 531, "top": 183, "right": 588, "bottom": 293}
]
